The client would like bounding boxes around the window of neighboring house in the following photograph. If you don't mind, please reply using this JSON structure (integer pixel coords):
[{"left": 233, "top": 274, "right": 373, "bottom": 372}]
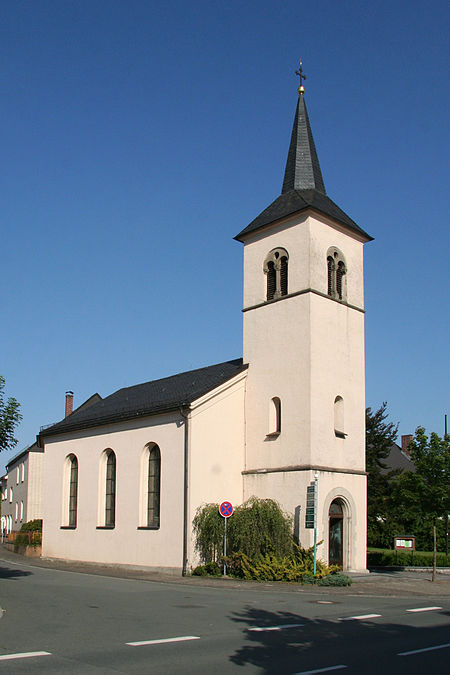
[
  {"left": 264, "top": 248, "right": 289, "bottom": 301},
  {"left": 147, "top": 445, "right": 161, "bottom": 528},
  {"left": 327, "top": 248, "right": 347, "bottom": 301},
  {"left": 15, "top": 502, "right": 18, "bottom": 520},
  {"left": 68, "top": 455, "right": 78, "bottom": 528},
  {"left": 21, "top": 463, "right": 25, "bottom": 482},
  {"left": 16, "top": 467, "right": 19, "bottom": 484},
  {"left": 334, "top": 396, "right": 346, "bottom": 438},
  {"left": 268, "top": 397, "right": 281, "bottom": 436},
  {"left": 20, "top": 501, "right": 24, "bottom": 521},
  {"left": 9, "top": 488, "right": 13, "bottom": 503},
  {"left": 105, "top": 451, "right": 116, "bottom": 528}
]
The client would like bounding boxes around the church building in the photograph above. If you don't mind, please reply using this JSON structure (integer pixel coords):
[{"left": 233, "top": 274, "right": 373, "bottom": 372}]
[{"left": 39, "top": 74, "right": 372, "bottom": 574}]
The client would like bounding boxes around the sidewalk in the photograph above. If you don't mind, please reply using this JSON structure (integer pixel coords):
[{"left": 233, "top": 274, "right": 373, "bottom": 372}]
[{"left": 1, "top": 544, "right": 449, "bottom": 597}]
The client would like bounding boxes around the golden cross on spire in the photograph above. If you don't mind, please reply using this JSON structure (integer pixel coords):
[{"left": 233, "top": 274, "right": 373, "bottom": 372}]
[{"left": 295, "top": 59, "right": 306, "bottom": 94}]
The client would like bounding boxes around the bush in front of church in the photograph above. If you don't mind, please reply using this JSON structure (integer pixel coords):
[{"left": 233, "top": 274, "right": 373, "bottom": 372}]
[{"left": 192, "top": 497, "right": 343, "bottom": 582}]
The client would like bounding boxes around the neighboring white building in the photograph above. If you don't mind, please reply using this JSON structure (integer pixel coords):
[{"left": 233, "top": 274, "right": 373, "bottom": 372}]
[
  {"left": 39, "top": 81, "right": 372, "bottom": 574},
  {"left": 0, "top": 443, "right": 44, "bottom": 535}
]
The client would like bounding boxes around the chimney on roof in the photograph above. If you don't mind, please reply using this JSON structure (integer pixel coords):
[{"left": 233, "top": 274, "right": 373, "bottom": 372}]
[
  {"left": 401, "top": 434, "right": 413, "bottom": 458},
  {"left": 65, "top": 391, "right": 74, "bottom": 418}
]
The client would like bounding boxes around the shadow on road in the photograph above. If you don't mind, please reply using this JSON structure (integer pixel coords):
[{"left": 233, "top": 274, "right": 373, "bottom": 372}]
[
  {"left": 228, "top": 605, "right": 450, "bottom": 674},
  {"left": 0, "top": 565, "right": 33, "bottom": 580}
]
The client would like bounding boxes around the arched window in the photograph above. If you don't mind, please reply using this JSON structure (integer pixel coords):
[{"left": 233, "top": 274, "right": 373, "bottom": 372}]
[
  {"left": 268, "top": 397, "right": 281, "bottom": 436},
  {"left": 20, "top": 501, "right": 24, "bottom": 521},
  {"left": 105, "top": 451, "right": 116, "bottom": 528},
  {"left": 147, "top": 446, "right": 161, "bottom": 528},
  {"left": 61, "top": 454, "right": 78, "bottom": 528},
  {"left": 264, "top": 248, "right": 289, "bottom": 301},
  {"left": 326, "top": 248, "right": 346, "bottom": 301},
  {"left": 68, "top": 455, "right": 78, "bottom": 528},
  {"left": 266, "top": 261, "right": 276, "bottom": 301},
  {"left": 334, "top": 396, "right": 345, "bottom": 438}
]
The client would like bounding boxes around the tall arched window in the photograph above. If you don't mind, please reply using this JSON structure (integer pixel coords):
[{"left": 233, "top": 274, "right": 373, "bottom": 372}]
[
  {"left": 147, "top": 446, "right": 161, "bottom": 528},
  {"left": 105, "top": 451, "right": 116, "bottom": 528},
  {"left": 326, "top": 247, "right": 346, "bottom": 301},
  {"left": 61, "top": 454, "right": 79, "bottom": 528},
  {"left": 68, "top": 455, "right": 78, "bottom": 528},
  {"left": 264, "top": 248, "right": 289, "bottom": 301}
]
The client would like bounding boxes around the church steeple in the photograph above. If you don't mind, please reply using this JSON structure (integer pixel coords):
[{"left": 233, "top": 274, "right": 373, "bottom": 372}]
[
  {"left": 281, "top": 92, "right": 326, "bottom": 194},
  {"left": 235, "top": 65, "right": 372, "bottom": 243}
]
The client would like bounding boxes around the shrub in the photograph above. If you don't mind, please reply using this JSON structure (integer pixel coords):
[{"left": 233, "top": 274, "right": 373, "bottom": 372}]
[
  {"left": 367, "top": 548, "right": 450, "bottom": 568},
  {"left": 192, "top": 565, "right": 208, "bottom": 576},
  {"left": 317, "top": 573, "right": 352, "bottom": 586},
  {"left": 193, "top": 497, "right": 293, "bottom": 563},
  {"left": 20, "top": 519, "right": 42, "bottom": 532}
]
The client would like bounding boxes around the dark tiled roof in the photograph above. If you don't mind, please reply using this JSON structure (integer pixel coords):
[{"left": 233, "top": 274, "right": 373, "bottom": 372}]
[
  {"left": 235, "top": 93, "right": 373, "bottom": 243},
  {"left": 381, "top": 443, "right": 416, "bottom": 475},
  {"left": 235, "top": 189, "right": 372, "bottom": 241},
  {"left": 282, "top": 94, "right": 326, "bottom": 194},
  {"left": 39, "top": 359, "right": 247, "bottom": 438}
]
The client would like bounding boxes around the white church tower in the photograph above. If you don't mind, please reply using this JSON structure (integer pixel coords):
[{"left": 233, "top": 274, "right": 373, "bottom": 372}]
[{"left": 235, "top": 69, "right": 372, "bottom": 572}]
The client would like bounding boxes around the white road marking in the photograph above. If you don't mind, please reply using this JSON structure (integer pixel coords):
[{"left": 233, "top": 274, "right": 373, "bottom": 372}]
[
  {"left": 398, "top": 642, "right": 450, "bottom": 656},
  {"left": 340, "top": 614, "right": 381, "bottom": 621},
  {"left": 126, "top": 636, "right": 200, "bottom": 646},
  {"left": 317, "top": 601, "right": 333, "bottom": 604},
  {"left": 248, "top": 623, "right": 303, "bottom": 632},
  {"left": 292, "top": 665, "right": 347, "bottom": 674},
  {"left": 0, "top": 652, "right": 51, "bottom": 661},
  {"left": 406, "top": 606, "right": 442, "bottom": 613}
]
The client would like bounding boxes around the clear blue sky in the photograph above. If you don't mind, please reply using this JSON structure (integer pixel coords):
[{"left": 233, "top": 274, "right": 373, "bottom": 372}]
[{"left": 1, "top": 0, "right": 449, "bottom": 473}]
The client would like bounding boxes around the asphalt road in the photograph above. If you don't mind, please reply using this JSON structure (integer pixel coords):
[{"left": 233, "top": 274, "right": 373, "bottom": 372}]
[{"left": 0, "top": 554, "right": 449, "bottom": 674}]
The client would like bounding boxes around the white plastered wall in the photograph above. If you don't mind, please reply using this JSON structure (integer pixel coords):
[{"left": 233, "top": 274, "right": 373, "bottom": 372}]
[
  {"left": 187, "top": 372, "right": 247, "bottom": 568},
  {"left": 27, "top": 452, "right": 44, "bottom": 521},
  {"left": 42, "top": 413, "right": 185, "bottom": 572}
]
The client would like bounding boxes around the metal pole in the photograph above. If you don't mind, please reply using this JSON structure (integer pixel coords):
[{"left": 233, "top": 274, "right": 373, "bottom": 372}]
[
  {"left": 223, "top": 517, "right": 227, "bottom": 577},
  {"left": 313, "top": 472, "right": 318, "bottom": 576}
]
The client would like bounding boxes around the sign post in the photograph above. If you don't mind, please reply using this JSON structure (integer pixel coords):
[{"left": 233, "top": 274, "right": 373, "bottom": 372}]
[
  {"left": 305, "top": 473, "right": 319, "bottom": 576},
  {"left": 219, "top": 501, "right": 233, "bottom": 576}
]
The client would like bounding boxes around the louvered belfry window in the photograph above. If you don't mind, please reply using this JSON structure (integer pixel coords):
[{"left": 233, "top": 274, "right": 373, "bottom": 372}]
[
  {"left": 327, "top": 248, "right": 346, "bottom": 301},
  {"left": 336, "top": 261, "right": 345, "bottom": 300},
  {"left": 280, "top": 256, "right": 288, "bottom": 296},
  {"left": 327, "top": 257, "right": 334, "bottom": 296},
  {"left": 147, "top": 446, "right": 161, "bottom": 528},
  {"left": 69, "top": 455, "right": 78, "bottom": 528},
  {"left": 264, "top": 248, "right": 289, "bottom": 301},
  {"left": 105, "top": 451, "right": 116, "bottom": 527}
]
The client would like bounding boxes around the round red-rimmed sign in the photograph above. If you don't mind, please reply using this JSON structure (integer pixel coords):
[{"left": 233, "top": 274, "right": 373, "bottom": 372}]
[{"left": 219, "top": 501, "right": 233, "bottom": 518}]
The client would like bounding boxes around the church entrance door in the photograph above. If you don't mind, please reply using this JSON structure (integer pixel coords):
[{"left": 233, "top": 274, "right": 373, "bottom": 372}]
[{"left": 328, "top": 500, "right": 344, "bottom": 567}]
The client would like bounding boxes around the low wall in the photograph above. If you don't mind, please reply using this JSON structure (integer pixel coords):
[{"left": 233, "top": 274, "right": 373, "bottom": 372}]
[{"left": 3, "top": 542, "right": 42, "bottom": 558}]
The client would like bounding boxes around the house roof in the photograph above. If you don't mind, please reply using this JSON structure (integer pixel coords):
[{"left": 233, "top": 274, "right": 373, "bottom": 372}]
[
  {"left": 39, "top": 359, "right": 247, "bottom": 439},
  {"left": 381, "top": 443, "right": 416, "bottom": 475},
  {"left": 6, "top": 441, "right": 43, "bottom": 471},
  {"left": 235, "top": 92, "right": 373, "bottom": 242}
]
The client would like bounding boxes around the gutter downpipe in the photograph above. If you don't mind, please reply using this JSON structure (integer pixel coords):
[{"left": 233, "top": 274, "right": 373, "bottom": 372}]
[{"left": 180, "top": 404, "right": 190, "bottom": 576}]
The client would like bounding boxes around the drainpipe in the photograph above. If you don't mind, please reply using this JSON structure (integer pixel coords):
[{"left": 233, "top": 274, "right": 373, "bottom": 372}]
[{"left": 179, "top": 404, "right": 190, "bottom": 576}]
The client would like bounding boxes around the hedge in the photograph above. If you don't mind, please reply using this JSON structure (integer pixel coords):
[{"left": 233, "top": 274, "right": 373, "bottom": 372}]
[{"left": 367, "top": 548, "right": 450, "bottom": 567}]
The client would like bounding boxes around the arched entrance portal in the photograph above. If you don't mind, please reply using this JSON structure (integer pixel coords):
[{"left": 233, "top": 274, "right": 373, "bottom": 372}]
[{"left": 328, "top": 499, "right": 344, "bottom": 567}]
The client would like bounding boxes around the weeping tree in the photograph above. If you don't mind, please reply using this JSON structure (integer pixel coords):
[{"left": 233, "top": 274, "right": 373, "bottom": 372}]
[{"left": 193, "top": 497, "right": 293, "bottom": 564}]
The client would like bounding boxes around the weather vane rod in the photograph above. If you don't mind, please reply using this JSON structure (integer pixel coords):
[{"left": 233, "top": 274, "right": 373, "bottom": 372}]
[{"left": 295, "top": 59, "right": 306, "bottom": 95}]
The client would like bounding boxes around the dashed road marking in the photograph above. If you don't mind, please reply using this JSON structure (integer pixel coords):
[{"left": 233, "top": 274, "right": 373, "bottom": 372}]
[
  {"left": 126, "top": 636, "right": 200, "bottom": 646},
  {"left": 340, "top": 614, "right": 382, "bottom": 621},
  {"left": 248, "top": 623, "right": 303, "bottom": 632},
  {"left": 398, "top": 642, "right": 450, "bottom": 656},
  {"left": 406, "top": 606, "right": 442, "bottom": 613},
  {"left": 0, "top": 652, "right": 51, "bottom": 661}
]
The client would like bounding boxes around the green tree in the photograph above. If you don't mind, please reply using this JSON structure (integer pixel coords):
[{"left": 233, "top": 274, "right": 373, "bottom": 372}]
[
  {"left": 392, "top": 427, "right": 449, "bottom": 551},
  {"left": 0, "top": 375, "right": 22, "bottom": 452},
  {"left": 366, "top": 403, "right": 399, "bottom": 547},
  {"left": 193, "top": 497, "right": 293, "bottom": 563}
]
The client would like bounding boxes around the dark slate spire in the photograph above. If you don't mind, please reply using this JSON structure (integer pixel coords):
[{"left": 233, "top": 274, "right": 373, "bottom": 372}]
[
  {"left": 281, "top": 93, "right": 326, "bottom": 194},
  {"left": 235, "top": 66, "right": 373, "bottom": 243}
]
